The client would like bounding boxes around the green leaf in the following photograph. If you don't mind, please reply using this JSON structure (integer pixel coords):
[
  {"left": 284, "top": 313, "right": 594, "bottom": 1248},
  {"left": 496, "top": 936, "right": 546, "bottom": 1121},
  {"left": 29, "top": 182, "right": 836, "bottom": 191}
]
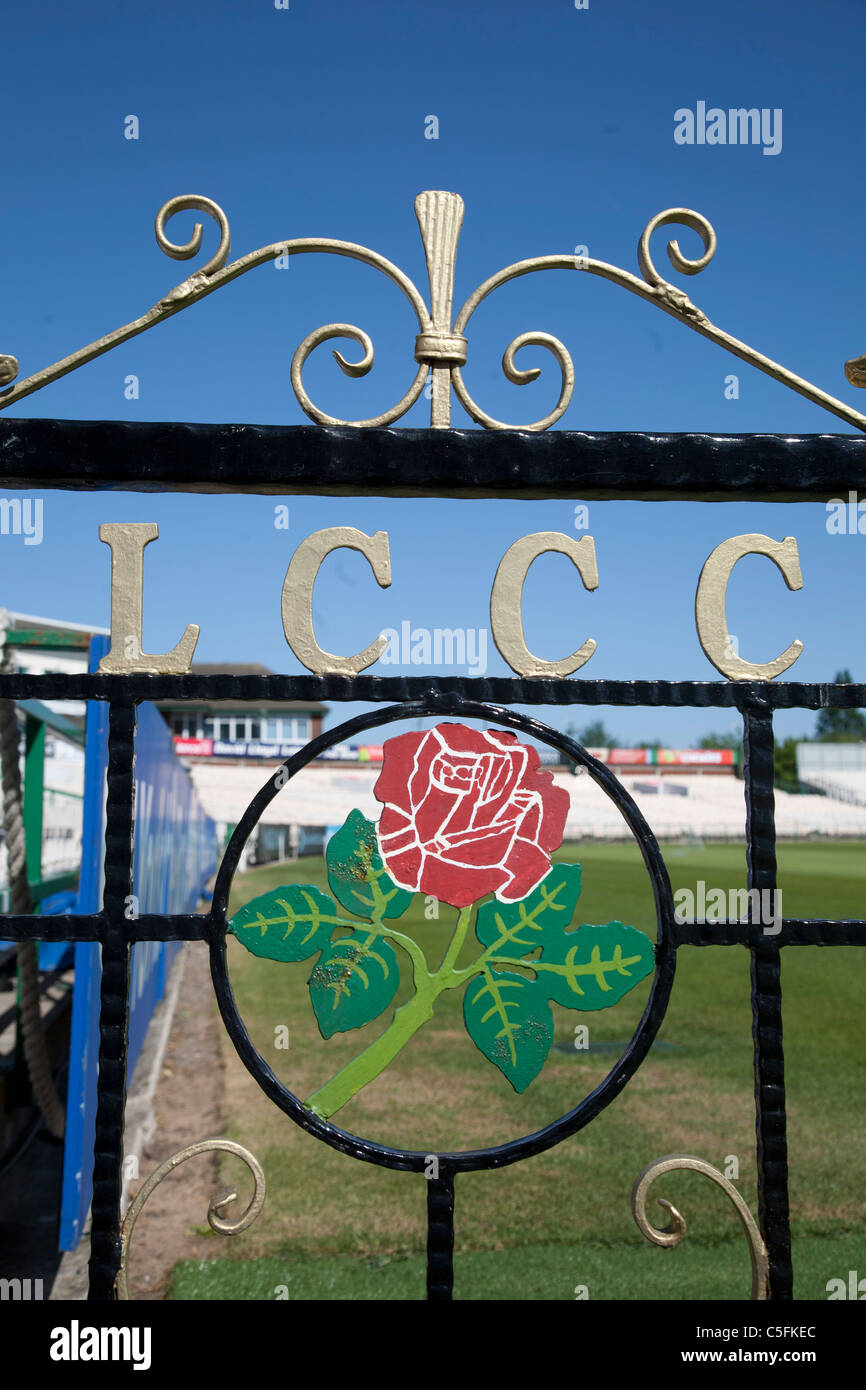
[
  {"left": 229, "top": 885, "right": 336, "bottom": 962},
  {"left": 326, "top": 809, "right": 414, "bottom": 921},
  {"left": 463, "top": 969, "right": 553, "bottom": 1093},
  {"left": 532, "top": 921, "right": 655, "bottom": 1011},
  {"left": 474, "top": 863, "right": 582, "bottom": 951},
  {"left": 309, "top": 930, "right": 401, "bottom": 1037}
]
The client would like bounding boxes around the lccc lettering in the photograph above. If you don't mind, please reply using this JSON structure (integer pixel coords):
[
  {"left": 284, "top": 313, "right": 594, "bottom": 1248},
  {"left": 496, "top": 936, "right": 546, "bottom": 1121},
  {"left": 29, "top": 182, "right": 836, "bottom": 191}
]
[{"left": 95, "top": 523, "right": 805, "bottom": 682}]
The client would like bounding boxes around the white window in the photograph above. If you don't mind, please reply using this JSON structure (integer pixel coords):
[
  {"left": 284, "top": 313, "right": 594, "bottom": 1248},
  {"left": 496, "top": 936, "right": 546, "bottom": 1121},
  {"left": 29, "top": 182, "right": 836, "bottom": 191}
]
[{"left": 255, "top": 714, "right": 313, "bottom": 740}]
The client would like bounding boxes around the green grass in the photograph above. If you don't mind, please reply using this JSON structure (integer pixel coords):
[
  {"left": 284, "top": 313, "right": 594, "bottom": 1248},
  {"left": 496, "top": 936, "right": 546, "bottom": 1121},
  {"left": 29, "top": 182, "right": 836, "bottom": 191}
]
[
  {"left": 171, "top": 1232, "right": 866, "bottom": 1302},
  {"left": 171, "top": 839, "right": 866, "bottom": 1300}
]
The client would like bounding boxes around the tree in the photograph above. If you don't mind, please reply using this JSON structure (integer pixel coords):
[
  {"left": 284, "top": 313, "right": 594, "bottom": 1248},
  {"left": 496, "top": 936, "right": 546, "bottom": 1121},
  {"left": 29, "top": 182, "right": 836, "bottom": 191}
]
[
  {"left": 571, "top": 720, "right": 615, "bottom": 748},
  {"left": 814, "top": 670, "right": 866, "bottom": 742},
  {"left": 699, "top": 731, "right": 739, "bottom": 750},
  {"left": 774, "top": 736, "right": 799, "bottom": 787}
]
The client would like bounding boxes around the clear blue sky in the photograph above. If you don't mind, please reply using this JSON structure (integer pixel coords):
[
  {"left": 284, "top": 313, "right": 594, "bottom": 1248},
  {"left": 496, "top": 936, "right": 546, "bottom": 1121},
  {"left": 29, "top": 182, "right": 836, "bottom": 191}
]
[{"left": 2, "top": 0, "right": 865, "bottom": 745}]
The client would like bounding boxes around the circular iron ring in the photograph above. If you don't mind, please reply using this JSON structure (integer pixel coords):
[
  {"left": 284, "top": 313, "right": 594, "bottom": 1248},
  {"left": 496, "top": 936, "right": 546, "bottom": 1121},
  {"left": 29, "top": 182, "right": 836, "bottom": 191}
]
[{"left": 209, "top": 694, "right": 677, "bottom": 1174}]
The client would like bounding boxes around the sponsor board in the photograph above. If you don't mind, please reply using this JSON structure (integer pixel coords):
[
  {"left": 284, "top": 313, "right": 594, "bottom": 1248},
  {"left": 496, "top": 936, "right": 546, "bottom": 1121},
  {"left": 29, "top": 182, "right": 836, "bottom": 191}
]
[{"left": 172, "top": 737, "right": 735, "bottom": 768}]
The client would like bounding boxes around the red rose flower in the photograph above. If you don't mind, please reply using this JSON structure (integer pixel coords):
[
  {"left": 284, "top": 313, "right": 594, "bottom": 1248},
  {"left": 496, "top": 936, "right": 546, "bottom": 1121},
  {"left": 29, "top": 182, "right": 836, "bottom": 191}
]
[{"left": 373, "top": 723, "right": 569, "bottom": 909}]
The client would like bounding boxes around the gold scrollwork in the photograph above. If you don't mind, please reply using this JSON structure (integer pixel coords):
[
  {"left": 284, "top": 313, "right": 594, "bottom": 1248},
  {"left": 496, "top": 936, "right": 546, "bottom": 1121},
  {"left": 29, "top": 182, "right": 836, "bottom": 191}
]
[
  {"left": 631, "top": 1154, "right": 770, "bottom": 1301},
  {"left": 155, "top": 194, "right": 232, "bottom": 280},
  {"left": 451, "top": 257, "right": 580, "bottom": 431},
  {"left": 637, "top": 206, "right": 716, "bottom": 323},
  {"left": 116, "top": 1138, "right": 265, "bottom": 1301},
  {"left": 291, "top": 324, "right": 429, "bottom": 429},
  {"left": 2, "top": 192, "right": 865, "bottom": 433}
]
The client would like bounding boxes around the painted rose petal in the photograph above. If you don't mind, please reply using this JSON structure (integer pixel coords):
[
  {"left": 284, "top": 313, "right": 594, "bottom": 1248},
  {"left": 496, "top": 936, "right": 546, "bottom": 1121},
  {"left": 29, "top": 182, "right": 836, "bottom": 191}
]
[
  {"left": 539, "top": 783, "right": 571, "bottom": 850},
  {"left": 470, "top": 756, "right": 524, "bottom": 829},
  {"left": 420, "top": 855, "right": 503, "bottom": 908},
  {"left": 373, "top": 729, "right": 425, "bottom": 808},
  {"left": 374, "top": 722, "right": 570, "bottom": 910},
  {"left": 382, "top": 844, "right": 424, "bottom": 891},
  {"left": 413, "top": 782, "right": 462, "bottom": 845},
  {"left": 440, "top": 826, "right": 519, "bottom": 868},
  {"left": 499, "top": 838, "right": 555, "bottom": 901}
]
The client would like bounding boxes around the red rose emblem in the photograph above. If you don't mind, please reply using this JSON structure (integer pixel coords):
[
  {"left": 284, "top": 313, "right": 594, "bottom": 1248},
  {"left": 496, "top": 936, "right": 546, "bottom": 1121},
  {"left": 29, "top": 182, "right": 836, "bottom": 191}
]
[{"left": 373, "top": 723, "right": 569, "bottom": 908}]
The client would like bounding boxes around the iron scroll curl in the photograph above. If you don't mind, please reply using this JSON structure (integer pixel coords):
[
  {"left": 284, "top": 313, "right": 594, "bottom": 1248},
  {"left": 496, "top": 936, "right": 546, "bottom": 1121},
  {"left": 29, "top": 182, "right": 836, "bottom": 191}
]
[
  {"left": 116, "top": 1138, "right": 266, "bottom": 1301},
  {"left": 155, "top": 195, "right": 435, "bottom": 428},
  {"left": 208, "top": 694, "right": 677, "bottom": 1175},
  {"left": 154, "top": 195, "right": 232, "bottom": 279},
  {"left": 631, "top": 1154, "right": 770, "bottom": 1301},
  {"left": 449, "top": 208, "right": 716, "bottom": 431}
]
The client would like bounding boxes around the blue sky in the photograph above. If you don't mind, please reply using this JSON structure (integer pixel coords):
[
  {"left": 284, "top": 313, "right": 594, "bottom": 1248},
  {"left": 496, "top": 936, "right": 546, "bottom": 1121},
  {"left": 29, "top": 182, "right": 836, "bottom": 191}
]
[{"left": 1, "top": 0, "right": 865, "bottom": 745}]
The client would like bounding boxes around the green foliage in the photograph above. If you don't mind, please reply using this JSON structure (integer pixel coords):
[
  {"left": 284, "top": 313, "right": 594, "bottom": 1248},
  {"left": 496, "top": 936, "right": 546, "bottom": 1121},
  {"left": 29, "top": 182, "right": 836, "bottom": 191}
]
[
  {"left": 474, "top": 863, "right": 582, "bottom": 950},
  {"left": 326, "top": 809, "right": 413, "bottom": 920},
  {"left": 814, "top": 671, "right": 866, "bottom": 741},
  {"left": 309, "top": 931, "right": 401, "bottom": 1038},
  {"left": 569, "top": 719, "right": 615, "bottom": 748},
  {"left": 470, "top": 862, "right": 654, "bottom": 1089},
  {"left": 774, "top": 736, "right": 799, "bottom": 788},
  {"left": 699, "top": 730, "right": 741, "bottom": 753},
  {"left": 229, "top": 885, "right": 335, "bottom": 962},
  {"left": 463, "top": 970, "right": 553, "bottom": 1093},
  {"left": 230, "top": 809, "right": 413, "bottom": 1041},
  {"left": 533, "top": 921, "right": 655, "bottom": 1011}
]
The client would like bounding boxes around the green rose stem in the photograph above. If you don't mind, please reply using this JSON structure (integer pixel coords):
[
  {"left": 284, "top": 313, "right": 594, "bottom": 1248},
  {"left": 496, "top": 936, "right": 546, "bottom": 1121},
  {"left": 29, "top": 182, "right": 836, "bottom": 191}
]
[
  {"left": 304, "top": 876, "right": 605, "bottom": 1120},
  {"left": 305, "top": 906, "right": 474, "bottom": 1120}
]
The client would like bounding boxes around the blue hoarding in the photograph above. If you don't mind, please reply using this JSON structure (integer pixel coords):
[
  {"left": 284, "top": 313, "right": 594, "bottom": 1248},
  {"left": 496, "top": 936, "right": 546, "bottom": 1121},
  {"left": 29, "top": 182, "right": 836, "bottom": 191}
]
[{"left": 59, "top": 636, "right": 216, "bottom": 1250}]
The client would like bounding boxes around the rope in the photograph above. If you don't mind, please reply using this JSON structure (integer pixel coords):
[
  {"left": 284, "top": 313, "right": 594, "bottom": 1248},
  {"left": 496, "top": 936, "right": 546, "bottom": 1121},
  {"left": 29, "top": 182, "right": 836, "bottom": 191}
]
[{"left": 0, "top": 610, "right": 65, "bottom": 1137}]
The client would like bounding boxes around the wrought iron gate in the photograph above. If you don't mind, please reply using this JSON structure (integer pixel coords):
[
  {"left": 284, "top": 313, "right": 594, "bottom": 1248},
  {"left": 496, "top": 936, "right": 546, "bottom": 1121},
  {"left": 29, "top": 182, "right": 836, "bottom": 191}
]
[{"left": 1, "top": 191, "right": 864, "bottom": 1301}]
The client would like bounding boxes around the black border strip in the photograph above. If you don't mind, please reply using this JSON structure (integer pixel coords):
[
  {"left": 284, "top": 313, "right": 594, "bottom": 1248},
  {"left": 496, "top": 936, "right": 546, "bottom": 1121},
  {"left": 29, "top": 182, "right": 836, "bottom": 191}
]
[{"left": 1, "top": 420, "right": 865, "bottom": 498}]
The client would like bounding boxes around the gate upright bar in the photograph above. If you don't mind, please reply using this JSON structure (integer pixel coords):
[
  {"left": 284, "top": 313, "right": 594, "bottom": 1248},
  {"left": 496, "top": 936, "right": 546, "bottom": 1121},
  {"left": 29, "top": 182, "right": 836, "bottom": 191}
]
[
  {"left": 88, "top": 702, "right": 136, "bottom": 1299},
  {"left": 744, "top": 708, "right": 792, "bottom": 1299}
]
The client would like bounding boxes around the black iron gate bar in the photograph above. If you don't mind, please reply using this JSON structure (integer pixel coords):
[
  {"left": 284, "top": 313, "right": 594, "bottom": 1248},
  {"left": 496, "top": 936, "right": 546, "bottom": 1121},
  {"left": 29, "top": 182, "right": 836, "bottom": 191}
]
[
  {"left": 0, "top": 425, "right": 865, "bottom": 1304},
  {"left": 1, "top": 421, "right": 865, "bottom": 498}
]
